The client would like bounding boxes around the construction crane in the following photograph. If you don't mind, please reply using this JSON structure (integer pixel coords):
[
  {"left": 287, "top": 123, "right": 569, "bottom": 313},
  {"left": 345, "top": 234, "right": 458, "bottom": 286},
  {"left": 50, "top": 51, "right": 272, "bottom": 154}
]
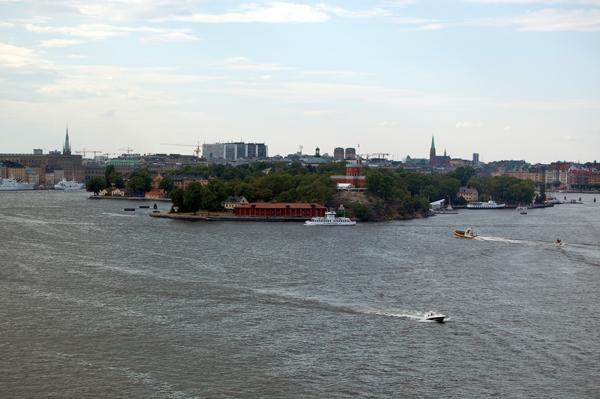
[
  {"left": 75, "top": 149, "right": 103, "bottom": 158},
  {"left": 118, "top": 147, "right": 134, "bottom": 155},
  {"left": 160, "top": 142, "right": 202, "bottom": 158}
]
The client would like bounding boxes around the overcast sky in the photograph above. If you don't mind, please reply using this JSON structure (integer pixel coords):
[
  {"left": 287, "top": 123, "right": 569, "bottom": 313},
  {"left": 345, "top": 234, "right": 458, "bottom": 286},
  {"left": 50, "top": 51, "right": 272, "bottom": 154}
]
[{"left": 1, "top": 0, "right": 599, "bottom": 163}]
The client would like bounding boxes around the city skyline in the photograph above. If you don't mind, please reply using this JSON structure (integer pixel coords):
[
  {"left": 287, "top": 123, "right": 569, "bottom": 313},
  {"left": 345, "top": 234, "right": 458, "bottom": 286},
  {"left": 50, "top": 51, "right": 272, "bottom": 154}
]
[{"left": 1, "top": 0, "right": 599, "bottom": 163}]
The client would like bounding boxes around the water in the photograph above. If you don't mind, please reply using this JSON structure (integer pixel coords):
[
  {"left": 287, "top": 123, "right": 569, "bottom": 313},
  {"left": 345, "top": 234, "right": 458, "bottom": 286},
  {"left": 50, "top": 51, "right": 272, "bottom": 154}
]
[{"left": 1, "top": 191, "right": 599, "bottom": 398}]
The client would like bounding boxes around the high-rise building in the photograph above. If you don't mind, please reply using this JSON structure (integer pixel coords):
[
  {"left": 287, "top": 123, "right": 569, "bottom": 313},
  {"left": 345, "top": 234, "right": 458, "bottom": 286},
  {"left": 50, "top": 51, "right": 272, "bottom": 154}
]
[
  {"left": 333, "top": 147, "right": 345, "bottom": 161},
  {"left": 345, "top": 147, "right": 356, "bottom": 160},
  {"left": 473, "top": 153, "right": 480, "bottom": 166},
  {"left": 202, "top": 142, "right": 268, "bottom": 161}
]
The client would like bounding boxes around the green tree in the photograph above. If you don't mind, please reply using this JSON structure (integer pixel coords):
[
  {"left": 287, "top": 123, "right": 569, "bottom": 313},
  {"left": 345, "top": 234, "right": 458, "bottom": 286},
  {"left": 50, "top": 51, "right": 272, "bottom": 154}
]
[
  {"left": 86, "top": 176, "right": 106, "bottom": 195},
  {"left": 183, "top": 182, "right": 203, "bottom": 213},
  {"left": 159, "top": 177, "right": 174, "bottom": 194},
  {"left": 126, "top": 170, "right": 152, "bottom": 197},
  {"left": 170, "top": 187, "right": 184, "bottom": 211}
]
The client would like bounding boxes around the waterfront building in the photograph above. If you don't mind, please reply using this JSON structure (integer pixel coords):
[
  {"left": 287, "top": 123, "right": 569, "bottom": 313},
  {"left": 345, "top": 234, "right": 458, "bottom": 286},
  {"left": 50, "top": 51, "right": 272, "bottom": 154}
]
[
  {"left": 458, "top": 187, "right": 479, "bottom": 202},
  {"left": 145, "top": 174, "right": 167, "bottom": 199},
  {"left": 0, "top": 130, "right": 84, "bottom": 184},
  {"left": 234, "top": 203, "right": 326, "bottom": 218},
  {"left": 223, "top": 196, "right": 249, "bottom": 210}
]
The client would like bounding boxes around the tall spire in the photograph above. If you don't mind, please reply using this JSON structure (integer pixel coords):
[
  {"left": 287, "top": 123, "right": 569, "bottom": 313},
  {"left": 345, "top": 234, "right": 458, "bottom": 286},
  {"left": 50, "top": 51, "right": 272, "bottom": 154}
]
[{"left": 63, "top": 124, "right": 71, "bottom": 155}]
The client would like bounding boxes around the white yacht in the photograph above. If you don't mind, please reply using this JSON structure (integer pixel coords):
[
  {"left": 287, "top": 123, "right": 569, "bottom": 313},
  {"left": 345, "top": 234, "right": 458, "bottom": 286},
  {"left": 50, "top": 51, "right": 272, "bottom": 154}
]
[
  {"left": 305, "top": 211, "right": 356, "bottom": 226},
  {"left": 467, "top": 200, "right": 506, "bottom": 209},
  {"left": 0, "top": 177, "right": 34, "bottom": 191},
  {"left": 54, "top": 178, "right": 84, "bottom": 191}
]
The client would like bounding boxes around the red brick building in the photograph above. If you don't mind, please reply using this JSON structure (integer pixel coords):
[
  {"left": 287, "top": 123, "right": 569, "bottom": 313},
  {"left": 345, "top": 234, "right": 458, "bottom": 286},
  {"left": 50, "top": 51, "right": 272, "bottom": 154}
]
[
  {"left": 331, "top": 159, "right": 367, "bottom": 189},
  {"left": 234, "top": 203, "right": 326, "bottom": 218}
]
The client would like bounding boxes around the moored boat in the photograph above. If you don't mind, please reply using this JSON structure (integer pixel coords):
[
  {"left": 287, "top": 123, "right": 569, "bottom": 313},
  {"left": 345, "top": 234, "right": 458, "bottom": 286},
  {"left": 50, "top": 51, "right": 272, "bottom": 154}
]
[
  {"left": 0, "top": 177, "right": 34, "bottom": 191},
  {"left": 467, "top": 200, "right": 506, "bottom": 209}
]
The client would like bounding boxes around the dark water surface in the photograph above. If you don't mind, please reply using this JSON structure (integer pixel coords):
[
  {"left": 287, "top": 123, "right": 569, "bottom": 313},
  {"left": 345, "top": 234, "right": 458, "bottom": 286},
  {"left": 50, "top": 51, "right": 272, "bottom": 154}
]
[{"left": 1, "top": 191, "right": 599, "bottom": 398}]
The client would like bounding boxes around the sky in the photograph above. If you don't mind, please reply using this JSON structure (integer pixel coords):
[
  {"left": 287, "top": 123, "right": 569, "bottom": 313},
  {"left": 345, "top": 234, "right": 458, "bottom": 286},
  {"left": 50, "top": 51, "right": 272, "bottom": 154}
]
[{"left": 0, "top": 0, "right": 599, "bottom": 163}]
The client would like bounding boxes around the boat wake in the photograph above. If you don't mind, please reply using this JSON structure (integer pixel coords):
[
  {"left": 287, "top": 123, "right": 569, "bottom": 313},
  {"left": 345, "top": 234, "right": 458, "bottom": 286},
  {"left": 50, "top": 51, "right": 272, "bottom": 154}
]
[
  {"left": 474, "top": 236, "right": 526, "bottom": 244},
  {"left": 251, "top": 289, "right": 437, "bottom": 322}
]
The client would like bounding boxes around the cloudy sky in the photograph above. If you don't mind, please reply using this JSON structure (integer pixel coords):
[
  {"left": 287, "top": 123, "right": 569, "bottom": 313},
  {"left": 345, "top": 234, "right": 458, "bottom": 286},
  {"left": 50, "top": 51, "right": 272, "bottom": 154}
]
[{"left": 1, "top": 0, "right": 599, "bottom": 163}]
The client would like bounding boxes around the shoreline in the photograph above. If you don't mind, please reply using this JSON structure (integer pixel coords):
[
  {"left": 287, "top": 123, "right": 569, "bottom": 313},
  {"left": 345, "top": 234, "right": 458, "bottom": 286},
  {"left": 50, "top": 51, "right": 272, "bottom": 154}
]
[
  {"left": 150, "top": 211, "right": 310, "bottom": 222},
  {"left": 89, "top": 195, "right": 171, "bottom": 202}
]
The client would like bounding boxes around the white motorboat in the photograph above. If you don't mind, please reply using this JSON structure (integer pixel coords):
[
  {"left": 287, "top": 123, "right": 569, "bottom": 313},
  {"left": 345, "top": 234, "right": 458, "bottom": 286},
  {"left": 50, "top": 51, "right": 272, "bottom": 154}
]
[
  {"left": 467, "top": 200, "right": 506, "bottom": 209},
  {"left": 0, "top": 177, "right": 34, "bottom": 191},
  {"left": 54, "top": 178, "right": 84, "bottom": 191},
  {"left": 305, "top": 211, "right": 356, "bottom": 226},
  {"left": 423, "top": 311, "right": 447, "bottom": 323}
]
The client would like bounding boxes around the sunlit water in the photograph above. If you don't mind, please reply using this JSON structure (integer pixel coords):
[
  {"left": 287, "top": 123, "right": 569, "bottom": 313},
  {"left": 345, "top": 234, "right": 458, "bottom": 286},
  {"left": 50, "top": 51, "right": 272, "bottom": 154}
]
[{"left": 1, "top": 191, "right": 599, "bottom": 398}]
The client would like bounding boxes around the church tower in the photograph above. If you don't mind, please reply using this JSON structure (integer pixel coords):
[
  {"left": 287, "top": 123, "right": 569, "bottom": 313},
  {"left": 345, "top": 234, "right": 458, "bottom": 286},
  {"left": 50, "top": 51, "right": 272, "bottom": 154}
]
[
  {"left": 63, "top": 125, "right": 71, "bottom": 155},
  {"left": 429, "top": 135, "right": 436, "bottom": 167}
]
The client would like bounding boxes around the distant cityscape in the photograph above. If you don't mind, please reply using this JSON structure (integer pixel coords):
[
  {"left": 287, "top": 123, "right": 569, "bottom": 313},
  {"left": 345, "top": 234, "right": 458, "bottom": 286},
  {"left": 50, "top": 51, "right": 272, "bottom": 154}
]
[{"left": 1, "top": 128, "right": 599, "bottom": 190}]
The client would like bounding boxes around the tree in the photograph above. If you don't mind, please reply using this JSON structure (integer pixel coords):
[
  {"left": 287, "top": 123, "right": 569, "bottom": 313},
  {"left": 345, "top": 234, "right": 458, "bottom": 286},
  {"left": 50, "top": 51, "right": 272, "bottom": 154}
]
[
  {"left": 170, "top": 187, "right": 184, "bottom": 211},
  {"left": 183, "top": 182, "right": 203, "bottom": 213},
  {"left": 159, "top": 177, "right": 174, "bottom": 194},
  {"left": 126, "top": 170, "right": 152, "bottom": 197},
  {"left": 86, "top": 176, "right": 106, "bottom": 195}
]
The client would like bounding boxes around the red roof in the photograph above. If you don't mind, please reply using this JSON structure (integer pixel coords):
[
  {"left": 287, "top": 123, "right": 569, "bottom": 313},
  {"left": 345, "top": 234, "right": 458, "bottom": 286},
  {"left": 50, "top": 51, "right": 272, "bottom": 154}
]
[{"left": 235, "top": 202, "right": 326, "bottom": 209}]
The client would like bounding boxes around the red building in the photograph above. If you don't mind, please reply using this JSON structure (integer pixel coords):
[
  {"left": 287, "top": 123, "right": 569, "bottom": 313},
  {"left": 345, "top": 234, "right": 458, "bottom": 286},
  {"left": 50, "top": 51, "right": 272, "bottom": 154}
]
[
  {"left": 331, "top": 159, "right": 367, "bottom": 189},
  {"left": 234, "top": 203, "right": 326, "bottom": 218}
]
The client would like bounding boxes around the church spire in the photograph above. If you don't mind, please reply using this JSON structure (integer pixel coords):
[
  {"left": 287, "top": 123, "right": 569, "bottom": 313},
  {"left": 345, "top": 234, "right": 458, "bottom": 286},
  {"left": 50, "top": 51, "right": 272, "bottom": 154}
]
[
  {"left": 63, "top": 124, "right": 71, "bottom": 155},
  {"left": 429, "top": 135, "right": 436, "bottom": 166}
]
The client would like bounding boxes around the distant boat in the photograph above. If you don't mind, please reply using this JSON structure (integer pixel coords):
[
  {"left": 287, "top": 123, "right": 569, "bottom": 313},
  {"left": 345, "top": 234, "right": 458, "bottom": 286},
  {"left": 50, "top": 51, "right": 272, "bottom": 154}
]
[
  {"left": 423, "top": 311, "right": 447, "bottom": 323},
  {"left": 454, "top": 228, "right": 477, "bottom": 239},
  {"left": 0, "top": 177, "right": 34, "bottom": 191},
  {"left": 54, "top": 178, "right": 84, "bottom": 191},
  {"left": 305, "top": 211, "right": 356, "bottom": 226},
  {"left": 517, "top": 205, "right": 528, "bottom": 215},
  {"left": 467, "top": 200, "right": 506, "bottom": 209}
]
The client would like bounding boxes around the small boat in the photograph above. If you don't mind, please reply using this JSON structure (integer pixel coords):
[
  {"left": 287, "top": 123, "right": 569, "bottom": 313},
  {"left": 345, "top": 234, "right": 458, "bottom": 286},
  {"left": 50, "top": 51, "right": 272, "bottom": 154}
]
[
  {"left": 517, "top": 206, "right": 528, "bottom": 215},
  {"left": 305, "top": 211, "right": 356, "bottom": 226},
  {"left": 124, "top": 208, "right": 135, "bottom": 212},
  {"left": 555, "top": 239, "right": 563, "bottom": 247},
  {"left": 423, "top": 311, "right": 447, "bottom": 323},
  {"left": 453, "top": 228, "right": 477, "bottom": 239}
]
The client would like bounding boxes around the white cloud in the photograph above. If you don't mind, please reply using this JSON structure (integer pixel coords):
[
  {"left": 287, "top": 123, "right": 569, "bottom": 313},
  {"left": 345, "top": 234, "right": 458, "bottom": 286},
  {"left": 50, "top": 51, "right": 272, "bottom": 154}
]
[
  {"left": 39, "top": 39, "right": 84, "bottom": 48},
  {"left": 158, "top": 2, "right": 389, "bottom": 23},
  {"left": 466, "top": 0, "right": 600, "bottom": 5},
  {"left": 215, "top": 57, "right": 288, "bottom": 72},
  {"left": 25, "top": 23, "right": 199, "bottom": 42},
  {"left": 0, "top": 21, "right": 16, "bottom": 28},
  {"left": 511, "top": 8, "right": 600, "bottom": 32},
  {"left": 0, "top": 42, "right": 48, "bottom": 68}
]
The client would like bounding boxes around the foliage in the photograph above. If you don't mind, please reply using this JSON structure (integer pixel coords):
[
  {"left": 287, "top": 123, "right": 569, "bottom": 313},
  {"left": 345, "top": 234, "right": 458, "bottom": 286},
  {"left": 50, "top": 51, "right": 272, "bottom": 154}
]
[
  {"left": 104, "top": 165, "right": 124, "bottom": 188},
  {"left": 170, "top": 187, "right": 184, "bottom": 211},
  {"left": 183, "top": 182, "right": 203, "bottom": 213},
  {"left": 126, "top": 169, "right": 152, "bottom": 197},
  {"left": 159, "top": 177, "right": 174, "bottom": 194},
  {"left": 86, "top": 176, "right": 106, "bottom": 194}
]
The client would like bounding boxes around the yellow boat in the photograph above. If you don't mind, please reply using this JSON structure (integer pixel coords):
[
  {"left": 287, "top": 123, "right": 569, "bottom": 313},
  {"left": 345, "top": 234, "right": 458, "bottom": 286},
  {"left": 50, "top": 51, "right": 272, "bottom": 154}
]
[{"left": 454, "top": 228, "right": 477, "bottom": 239}]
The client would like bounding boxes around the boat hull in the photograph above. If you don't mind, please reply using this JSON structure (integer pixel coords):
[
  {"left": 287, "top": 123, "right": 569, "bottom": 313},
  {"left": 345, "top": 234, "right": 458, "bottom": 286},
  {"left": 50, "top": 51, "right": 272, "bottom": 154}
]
[{"left": 453, "top": 230, "right": 476, "bottom": 239}]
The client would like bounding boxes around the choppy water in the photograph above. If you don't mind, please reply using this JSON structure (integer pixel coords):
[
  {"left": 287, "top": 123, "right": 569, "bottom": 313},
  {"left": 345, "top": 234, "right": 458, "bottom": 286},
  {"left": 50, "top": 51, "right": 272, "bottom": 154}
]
[{"left": 1, "top": 191, "right": 599, "bottom": 398}]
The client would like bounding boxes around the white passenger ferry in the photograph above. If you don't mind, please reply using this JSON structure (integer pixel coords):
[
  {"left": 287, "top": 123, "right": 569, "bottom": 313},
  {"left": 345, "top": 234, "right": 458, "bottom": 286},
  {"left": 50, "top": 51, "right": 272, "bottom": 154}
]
[
  {"left": 54, "top": 178, "right": 85, "bottom": 191},
  {"left": 467, "top": 200, "right": 506, "bottom": 209},
  {"left": 305, "top": 211, "right": 356, "bottom": 226}
]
